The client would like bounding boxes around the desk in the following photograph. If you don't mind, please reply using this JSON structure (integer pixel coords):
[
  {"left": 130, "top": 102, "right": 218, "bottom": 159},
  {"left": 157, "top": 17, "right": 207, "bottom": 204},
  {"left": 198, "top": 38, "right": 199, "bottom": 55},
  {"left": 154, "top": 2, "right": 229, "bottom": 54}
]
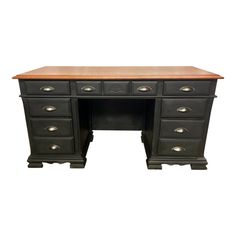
[{"left": 13, "top": 66, "right": 223, "bottom": 169}]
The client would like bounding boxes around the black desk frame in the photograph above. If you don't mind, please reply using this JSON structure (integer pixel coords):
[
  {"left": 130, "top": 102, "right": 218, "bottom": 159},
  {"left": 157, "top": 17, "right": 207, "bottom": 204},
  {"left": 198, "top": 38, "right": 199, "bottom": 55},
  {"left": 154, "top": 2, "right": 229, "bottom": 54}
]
[{"left": 19, "top": 79, "right": 217, "bottom": 170}]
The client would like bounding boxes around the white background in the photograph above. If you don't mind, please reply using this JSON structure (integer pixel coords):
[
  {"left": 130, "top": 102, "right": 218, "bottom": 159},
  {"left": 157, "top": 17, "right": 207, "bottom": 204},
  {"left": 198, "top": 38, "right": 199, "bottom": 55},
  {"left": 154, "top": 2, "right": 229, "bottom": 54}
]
[{"left": 0, "top": 0, "right": 235, "bottom": 235}]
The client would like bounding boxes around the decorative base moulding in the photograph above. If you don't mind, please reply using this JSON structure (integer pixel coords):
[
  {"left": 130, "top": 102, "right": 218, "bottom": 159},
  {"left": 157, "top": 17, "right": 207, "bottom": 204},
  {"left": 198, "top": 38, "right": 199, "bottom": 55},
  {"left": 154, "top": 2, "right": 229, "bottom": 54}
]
[{"left": 146, "top": 157, "right": 208, "bottom": 170}]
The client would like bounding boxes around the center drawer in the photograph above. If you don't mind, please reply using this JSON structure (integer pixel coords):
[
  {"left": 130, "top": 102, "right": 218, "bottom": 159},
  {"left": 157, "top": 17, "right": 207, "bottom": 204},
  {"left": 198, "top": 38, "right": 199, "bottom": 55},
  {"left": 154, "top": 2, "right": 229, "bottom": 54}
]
[
  {"left": 28, "top": 98, "right": 71, "bottom": 117},
  {"left": 161, "top": 98, "right": 208, "bottom": 118},
  {"left": 103, "top": 81, "right": 130, "bottom": 95}
]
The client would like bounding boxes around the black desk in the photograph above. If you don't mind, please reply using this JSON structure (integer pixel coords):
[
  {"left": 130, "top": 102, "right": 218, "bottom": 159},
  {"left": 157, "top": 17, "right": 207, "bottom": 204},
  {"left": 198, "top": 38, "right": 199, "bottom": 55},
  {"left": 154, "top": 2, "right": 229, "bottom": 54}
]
[{"left": 13, "top": 66, "right": 223, "bottom": 169}]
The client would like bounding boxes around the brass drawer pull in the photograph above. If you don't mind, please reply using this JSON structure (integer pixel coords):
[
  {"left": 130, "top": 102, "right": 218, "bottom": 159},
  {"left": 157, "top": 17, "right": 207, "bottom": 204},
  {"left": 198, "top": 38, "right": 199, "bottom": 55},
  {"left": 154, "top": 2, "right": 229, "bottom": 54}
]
[
  {"left": 40, "top": 86, "right": 55, "bottom": 92},
  {"left": 50, "top": 144, "right": 60, "bottom": 150},
  {"left": 179, "top": 86, "right": 195, "bottom": 92},
  {"left": 43, "top": 105, "right": 57, "bottom": 112},
  {"left": 46, "top": 126, "right": 58, "bottom": 132},
  {"left": 176, "top": 106, "right": 192, "bottom": 113},
  {"left": 171, "top": 146, "right": 186, "bottom": 152},
  {"left": 174, "top": 127, "right": 189, "bottom": 134},
  {"left": 81, "top": 86, "right": 95, "bottom": 92},
  {"left": 137, "top": 86, "right": 152, "bottom": 92}
]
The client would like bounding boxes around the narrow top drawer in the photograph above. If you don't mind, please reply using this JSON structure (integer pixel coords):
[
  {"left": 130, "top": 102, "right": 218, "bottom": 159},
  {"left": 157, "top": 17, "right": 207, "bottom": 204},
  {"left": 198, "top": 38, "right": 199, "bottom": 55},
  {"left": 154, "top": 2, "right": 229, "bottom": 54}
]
[
  {"left": 22, "top": 81, "right": 70, "bottom": 95},
  {"left": 104, "top": 81, "right": 129, "bottom": 96},
  {"left": 163, "top": 81, "right": 215, "bottom": 96},
  {"left": 77, "top": 81, "right": 101, "bottom": 95},
  {"left": 132, "top": 81, "right": 158, "bottom": 96}
]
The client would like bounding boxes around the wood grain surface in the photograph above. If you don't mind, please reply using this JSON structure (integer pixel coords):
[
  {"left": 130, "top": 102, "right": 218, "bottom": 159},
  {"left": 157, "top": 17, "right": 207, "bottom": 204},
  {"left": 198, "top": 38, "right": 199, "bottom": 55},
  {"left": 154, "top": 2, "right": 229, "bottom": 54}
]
[{"left": 13, "top": 66, "right": 223, "bottom": 80}]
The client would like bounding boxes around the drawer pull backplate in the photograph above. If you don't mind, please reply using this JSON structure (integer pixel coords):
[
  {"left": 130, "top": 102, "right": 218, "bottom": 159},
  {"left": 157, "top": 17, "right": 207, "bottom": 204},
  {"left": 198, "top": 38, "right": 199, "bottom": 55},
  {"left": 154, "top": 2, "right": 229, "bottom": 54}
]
[
  {"left": 81, "top": 86, "right": 95, "bottom": 92},
  {"left": 46, "top": 126, "right": 58, "bottom": 132},
  {"left": 176, "top": 106, "right": 192, "bottom": 113},
  {"left": 174, "top": 127, "right": 189, "bottom": 134},
  {"left": 137, "top": 86, "right": 152, "bottom": 92},
  {"left": 40, "top": 86, "right": 55, "bottom": 92},
  {"left": 43, "top": 105, "right": 57, "bottom": 112},
  {"left": 171, "top": 146, "right": 186, "bottom": 152},
  {"left": 179, "top": 86, "right": 195, "bottom": 92},
  {"left": 50, "top": 144, "right": 61, "bottom": 150}
]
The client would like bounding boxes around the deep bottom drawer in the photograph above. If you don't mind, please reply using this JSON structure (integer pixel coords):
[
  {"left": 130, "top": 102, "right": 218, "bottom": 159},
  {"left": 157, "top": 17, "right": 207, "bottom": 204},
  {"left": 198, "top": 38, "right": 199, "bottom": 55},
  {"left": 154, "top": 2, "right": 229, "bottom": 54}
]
[
  {"left": 33, "top": 137, "right": 74, "bottom": 154},
  {"left": 158, "top": 139, "right": 202, "bottom": 157}
]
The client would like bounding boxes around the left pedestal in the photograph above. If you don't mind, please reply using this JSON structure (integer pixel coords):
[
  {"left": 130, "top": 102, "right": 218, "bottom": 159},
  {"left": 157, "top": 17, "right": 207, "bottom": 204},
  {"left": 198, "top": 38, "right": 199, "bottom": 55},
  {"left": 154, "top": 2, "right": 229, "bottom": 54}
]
[{"left": 19, "top": 80, "right": 91, "bottom": 168}]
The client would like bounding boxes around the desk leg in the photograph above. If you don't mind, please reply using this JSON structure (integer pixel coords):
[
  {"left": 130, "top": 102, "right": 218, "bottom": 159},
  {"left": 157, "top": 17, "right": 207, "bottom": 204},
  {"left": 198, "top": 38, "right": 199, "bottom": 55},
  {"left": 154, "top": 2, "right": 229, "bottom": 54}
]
[
  {"left": 70, "top": 162, "right": 87, "bottom": 168},
  {"left": 190, "top": 164, "right": 207, "bottom": 170},
  {"left": 28, "top": 162, "right": 43, "bottom": 168},
  {"left": 71, "top": 99, "right": 94, "bottom": 168},
  {"left": 69, "top": 131, "right": 93, "bottom": 168},
  {"left": 142, "top": 98, "right": 162, "bottom": 169},
  {"left": 141, "top": 132, "right": 144, "bottom": 143},
  {"left": 146, "top": 161, "right": 162, "bottom": 170}
]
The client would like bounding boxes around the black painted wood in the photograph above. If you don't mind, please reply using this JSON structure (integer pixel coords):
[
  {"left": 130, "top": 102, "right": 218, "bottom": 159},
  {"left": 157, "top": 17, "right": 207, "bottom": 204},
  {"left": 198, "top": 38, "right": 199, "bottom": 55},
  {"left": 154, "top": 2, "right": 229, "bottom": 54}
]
[
  {"left": 18, "top": 79, "right": 218, "bottom": 169},
  {"left": 33, "top": 137, "right": 75, "bottom": 154},
  {"left": 141, "top": 99, "right": 156, "bottom": 158},
  {"left": 28, "top": 98, "right": 71, "bottom": 117},
  {"left": 161, "top": 98, "right": 208, "bottom": 118},
  {"left": 132, "top": 81, "right": 158, "bottom": 96},
  {"left": 91, "top": 99, "right": 146, "bottom": 130},
  {"left": 158, "top": 138, "right": 202, "bottom": 157},
  {"left": 103, "top": 81, "right": 130, "bottom": 95},
  {"left": 30, "top": 118, "right": 73, "bottom": 136},
  {"left": 163, "top": 80, "right": 212, "bottom": 96},
  {"left": 76, "top": 81, "right": 102, "bottom": 96},
  {"left": 23, "top": 81, "right": 70, "bottom": 95},
  {"left": 160, "top": 119, "right": 205, "bottom": 138}
]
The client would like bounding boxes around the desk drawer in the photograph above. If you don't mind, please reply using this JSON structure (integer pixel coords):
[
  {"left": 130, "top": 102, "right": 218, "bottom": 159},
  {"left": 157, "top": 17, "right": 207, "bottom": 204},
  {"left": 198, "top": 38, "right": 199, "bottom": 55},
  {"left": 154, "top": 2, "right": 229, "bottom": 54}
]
[
  {"left": 23, "top": 81, "right": 70, "bottom": 95},
  {"left": 160, "top": 119, "right": 205, "bottom": 138},
  {"left": 77, "top": 81, "right": 101, "bottom": 95},
  {"left": 163, "top": 81, "right": 212, "bottom": 96},
  {"left": 28, "top": 98, "right": 71, "bottom": 117},
  {"left": 132, "top": 81, "right": 157, "bottom": 96},
  {"left": 33, "top": 137, "right": 74, "bottom": 154},
  {"left": 31, "top": 118, "right": 73, "bottom": 136},
  {"left": 158, "top": 139, "right": 202, "bottom": 157},
  {"left": 161, "top": 98, "right": 207, "bottom": 117},
  {"left": 104, "top": 81, "right": 130, "bottom": 96}
]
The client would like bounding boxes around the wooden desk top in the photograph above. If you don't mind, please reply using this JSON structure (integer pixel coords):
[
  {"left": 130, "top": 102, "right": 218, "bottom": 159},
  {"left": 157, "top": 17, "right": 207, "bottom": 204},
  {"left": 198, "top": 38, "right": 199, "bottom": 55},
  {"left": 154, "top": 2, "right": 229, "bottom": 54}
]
[{"left": 13, "top": 66, "right": 223, "bottom": 80}]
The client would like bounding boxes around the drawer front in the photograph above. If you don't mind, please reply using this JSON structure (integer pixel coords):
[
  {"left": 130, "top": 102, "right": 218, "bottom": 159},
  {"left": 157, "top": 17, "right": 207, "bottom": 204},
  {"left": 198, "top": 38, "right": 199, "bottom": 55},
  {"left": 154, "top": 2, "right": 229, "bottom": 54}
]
[
  {"left": 77, "top": 81, "right": 101, "bottom": 95},
  {"left": 163, "top": 81, "right": 212, "bottom": 96},
  {"left": 161, "top": 98, "right": 207, "bottom": 117},
  {"left": 24, "top": 81, "right": 70, "bottom": 95},
  {"left": 160, "top": 119, "right": 205, "bottom": 138},
  {"left": 33, "top": 137, "right": 74, "bottom": 154},
  {"left": 28, "top": 98, "right": 71, "bottom": 117},
  {"left": 31, "top": 118, "right": 73, "bottom": 136},
  {"left": 132, "top": 81, "right": 157, "bottom": 96},
  {"left": 158, "top": 139, "right": 202, "bottom": 157},
  {"left": 104, "top": 81, "right": 130, "bottom": 96}
]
